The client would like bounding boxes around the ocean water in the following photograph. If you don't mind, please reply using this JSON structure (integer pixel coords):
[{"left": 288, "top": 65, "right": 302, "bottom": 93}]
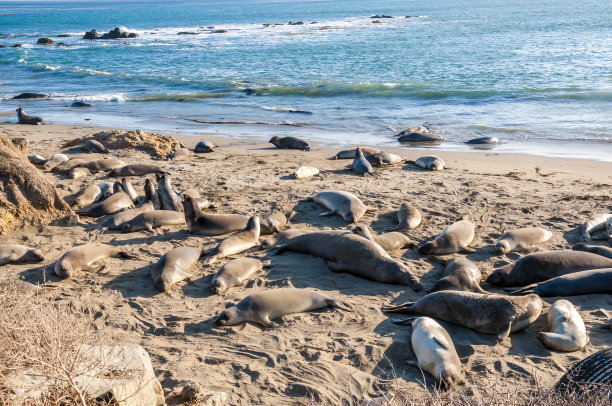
[{"left": 1, "top": 0, "right": 611, "bottom": 160}]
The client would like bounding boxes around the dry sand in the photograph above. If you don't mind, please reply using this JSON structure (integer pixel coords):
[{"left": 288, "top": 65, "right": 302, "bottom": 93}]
[{"left": 1, "top": 123, "right": 611, "bottom": 404}]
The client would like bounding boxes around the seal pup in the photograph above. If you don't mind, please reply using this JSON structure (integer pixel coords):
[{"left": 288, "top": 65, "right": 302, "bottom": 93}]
[
  {"left": 194, "top": 140, "right": 215, "bottom": 153},
  {"left": 300, "top": 190, "right": 368, "bottom": 223},
  {"left": 260, "top": 211, "right": 288, "bottom": 234},
  {"left": 496, "top": 227, "right": 552, "bottom": 254},
  {"left": 292, "top": 166, "right": 319, "bottom": 179},
  {"left": 54, "top": 243, "right": 136, "bottom": 278},
  {"left": 68, "top": 167, "right": 90, "bottom": 179},
  {"left": 28, "top": 155, "right": 46, "bottom": 165},
  {"left": 150, "top": 246, "right": 201, "bottom": 291},
  {"left": 352, "top": 147, "right": 373, "bottom": 176},
  {"left": 366, "top": 151, "right": 402, "bottom": 166},
  {"left": 260, "top": 229, "right": 309, "bottom": 250},
  {"left": 273, "top": 231, "right": 422, "bottom": 290},
  {"left": 428, "top": 257, "right": 487, "bottom": 294},
  {"left": 419, "top": 220, "right": 475, "bottom": 255},
  {"left": 210, "top": 258, "right": 272, "bottom": 294},
  {"left": 0, "top": 244, "right": 44, "bottom": 265},
  {"left": 77, "top": 183, "right": 134, "bottom": 217},
  {"left": 386, "top": 291, "right": 542, "bottom": 342},
  {"left": 83, "top": 139, "right": 109, "bottom": 153},
  {"left": 269, "top": 136, "right": 310, "bottom": 151},
  {"left": 215, "top": 288, "right": 350, "bottom": 327},
  {"left": 204, "top": 216, "right": 261, "bottom": 264},
  {"left": 16, "top": 107, "right": 44, "bottom": 125},
  {"left": 42, "top": 153, "right": 68, "bottom": 170},
  {"left": 554, "top": 348, "right": 612, "bottom": 396},
  {"left": 109, "top": 164, "right": 166, "bottom": 177},
  {"left": 72, "top": 183, "right": 109, "bottom": 208},
  {"left": 404, "top": 317, "right": 462, "bottom": 387},
  {"left": 386, "top": 203, "right": 421, "bottom": 231},
  {"left": 170, "top": 148, "right": 193, "bottom": 161},
  {"left": 415, "top": 155, "right": 445, "bottom": 171},
  {"left": 537, "top": 299, "right": 588, "bottom": 352},
  {"left": 183, "top": 196, "right": 250, "bottom": 236},
  {"left": 333, "top": 147, "right": 381, "bottom": 160},
  {"left": 121, "top": 177, "right": 139, "bottom": 203},
  {"left": 486, "top": 250, "right": 612, "bottom": 287},
  {"left": 351, "top": 224, "right": 413, "bottom": 253},
  {"left": 465, "top": 136, "right": 498, "bottom": 145},
  {"left": 508, "top": 268, "right": 612, "bottom": 296},
  {"left": 572, "top": 243, "right": 612, "bottom": 260},
  {"left": 157, "top": 173, "right": 183, "bottom": 212},
  {"left": 121, "top": 210, "right": 185, "bottom": 232},
  {"left": 51, "top": 158, "right": 91, "bottom": 173},
  {"left": 580, "top": 213, "right": 612, "bottom": 241},
  {"left": 78, "top": 158, "right": 126, "bottom": 172}
]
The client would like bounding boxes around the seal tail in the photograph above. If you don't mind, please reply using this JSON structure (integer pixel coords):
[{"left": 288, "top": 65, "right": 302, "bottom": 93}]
[
  {"left": 328, "top": 299, "right": 352, "bottom": 312},
  {"left": 382, "top": 301, "right": 415, "bottom": 313},
  {"left": 505, "top": 285, "right": 535, "bottom": 295},
  {"left": 392, "top": 317, "right": 418, "bottom": 325}
]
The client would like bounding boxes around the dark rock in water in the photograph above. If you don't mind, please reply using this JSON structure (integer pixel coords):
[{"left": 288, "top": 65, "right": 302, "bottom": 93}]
[
  {"left": 310, "top": 21, "right": 318, "bottom": 24},
  {"left": 178, "top": 31, "right": 199, "bottom": 35},
  {"left": 371, "top": 15, "right": 394, "bottom": 19},
  {"left": 37, "top": 38, "right": 54, "bottom": 45},
  {"left": 56, "top": 34, "right": 70, "bottom": 38},
  {"left": 11, "top": 44, "right": 22, "bottom": 47},
  {"left": 288, "top": 21, "right": 304, "bottom": 25},
  {"left": 288, "top": 109, "right": 312, "bottom": 115},
  {"left": 128, "top": 33, "right": 139, "bottom": 38},
  {"left": 84, "top": 27, "right": 138, "bottom": 40},
  {"left": 555, "top": 347, "right": 612, "bottom": 397},
  {"left": 466, "top": 136, "right": 499, "bottom": 145},
  {"left": 83, "top": 29, "right": 98, "bottom": 39},
  {"left": 0, "top": 45, "right": 5, "bottom": 48},
  {"left": 372, "top": 20, "right": 381, "bottom": 24},
  {"left": 56, "top": 42, "right": 68, "bottom": 47},
  {"left": 397, "top": 129, "right": 442, "bottom": 143},
  {"left": 13, "top": 93, "right": 47, "bottom": 100},
  {"left": 71, "top": 101, "right": 92, "bottom": 108},
  {"left": 211, "top": 29, "right": 227, "bottom": 34},
  {"left": 244, "top": 88, "right": 256, "bottom": 95}
]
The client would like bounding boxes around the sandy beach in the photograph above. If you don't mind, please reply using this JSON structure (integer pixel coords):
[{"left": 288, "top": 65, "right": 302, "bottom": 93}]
[{"left": 1, "top": 123, "right": 611, "bottom": 404}]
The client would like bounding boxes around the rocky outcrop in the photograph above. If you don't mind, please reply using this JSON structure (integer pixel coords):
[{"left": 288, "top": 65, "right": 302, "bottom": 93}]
[
  {"left": 83, "top": 26, "right": 139, "bottom": 40},
  {"left": 83, "top": 29, "right": 98, "bottom": 39},
  {"left": 36, "top": 37, "right": 54, "bottom": 45}
]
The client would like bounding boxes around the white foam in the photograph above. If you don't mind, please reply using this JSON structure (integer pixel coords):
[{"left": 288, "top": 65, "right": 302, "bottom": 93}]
[{"left": 49, "top": 93, "right": 126, "bottom": 102}]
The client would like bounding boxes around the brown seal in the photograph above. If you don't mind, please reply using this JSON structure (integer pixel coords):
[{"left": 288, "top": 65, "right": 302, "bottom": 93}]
[
  {"left": 351, "top": 224, "right": 414, "bottom": 253},
  {"left": 210, "top": 258, "right": 271, "bottom": 294},
  {"left": 121, "top": 210, "right": 185, "bottom": 232},
  {"left": 109, "top": 164, "right": 166, "bottom": 177},
  {"left": 300, "top": 190, "right": 368, "bottom": 223},
  {"left": 419, "top": 220, "right": 475, "bottom": 255},
  {"left": 204, "top": 216, "right": 261, "bottom": 264},
  {"left": 150, "top": 246, "right": 201, "bottom": 291},
  {"left": 0, "top": 244, "right": 44, "bottom": 265},
  {"left": 16, "top": 107, "right": 44, "bottom": 125},
  {"left": 54, "top": 243, "right": 136, "bottom": 278},
  {"left": 386, "top": 203, "right": 421, "bottom": 231},
  {"left": 269, "top": 136, "right": 310, "bottom": 151},
  {"left": 428, "top": 257, "right": 486, "bottom": 294}
]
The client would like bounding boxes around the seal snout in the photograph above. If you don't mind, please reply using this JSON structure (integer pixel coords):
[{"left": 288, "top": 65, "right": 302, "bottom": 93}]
[
  {"left": 418, "top": 242, "right": 434, "bottom": 255},
  {"left": 215, "top": 312, "right": 228, "bottom": 326}
]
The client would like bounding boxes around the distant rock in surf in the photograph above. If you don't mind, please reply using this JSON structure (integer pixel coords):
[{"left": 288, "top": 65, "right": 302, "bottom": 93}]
[
  {"left": 71, "top": 102, "right": 92, "bottom": 108},
  {"left": 371, "top": 15, "right": 394, "bottom": 19},
  {"left": 83, "top": 26, "right": 139, "bottom": 40},
  {"left": 37, "top": 38, "right": 54, "bottom": 45},
  {"left": 288, "top": 21, "right": 304, "bottom": 25}
]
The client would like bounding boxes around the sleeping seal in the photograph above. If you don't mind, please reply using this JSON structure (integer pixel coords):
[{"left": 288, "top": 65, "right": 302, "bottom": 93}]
[
  {"left": 183, "top": 196, "right": 250, "bottom": 236},
  {"left": 366, "top": 151, "right": 402, "bottom": 166},
  {"left": 273, "top": 231, "right": 422, "bottom": 290},
  {"left": 351, "top": 224, "right": 414, "bottom": 253},
  {"left": 419, "top": 220, "right": 475, "bottom": 255},
  {"left": 0, "top": 244, "right": 44, "bottom": 265},
  {"left": 121, "top": 177, "right": 139, "bottom": 203},
  {"left": 170, "top": 148, "right": 193, "bottom": 161},
  {"left": 42, "top": 153, "right": 69, "bottom": 170},
  {"left": 260, "top": 229, "right": 309, "bottom": 250},
  {"left": 210, "top": 258, "right": 271, "bottom": 294},
  {"left": 215, "top": 288, "right": 350, "bottom": 327},
  {"left": 76, "top": 183, "right": 134, "bottom": 217},
  {"left": 386, "top": 291, "right": 542, "bottom": 342},
  {"left": 194, "top": 140, "right": 215, "bottom": 153},
  {"left": 537, "top": 299, "right": 588, "bottom": 352},
  {"left": 415, "top": 155, "right": 445, "bottom": 171},
  {"left": 72, "top": 183, "right": 110, "bottom": 208},
  {"left": 150, "top": 246, "right": 201, "bottom": 291},
  {"left": 465, "top": 136, "right": 498, "bottom": 145},
  {"left": 486, "top": 250, "right": 612, "bottom": 287},
  {"left": 428, "top": 257, "right": 486, "bottom": 294},
  {"left": 205, "top": 216, "right": 261, "bottom": 264},
  {"left": 68, "top": 167, "right": 90, "bottom": 179},
  {"left": 83, "top": 139, "right": 109, "bottom": 153},
  {"left": 508, "top": 268, "right": 612, "bottom": 297},
  {"left": 352, "top": 147, "right": 373, "bottom": 176},
  {"left": 580, "top": 213, "right": 612, "bottom": 241},
  {"left": 77, "top": 158, "right": 126, "bottom": 172},
  {"left": 260, "top": 211, "right": 288, "bottom": 234},
  {"left": 28, "top": 155, "right": 47, "bottom": 165},
  {"left": 54, "top": 243, "right": 136, "bottom": 278},
  {"left": 572, "top": 243, "right": 612, "bottom": 260},
  {"left": 269, "top": 136, "right": 310, "bottom": 151},
  {"left": 95, "top": 201, "right": 155, "bottom": 234},
  {"left": 333, "top": 147, "right": 381, "bottom": 160},
  {"left": 121, "top": 210, "right": 185, "bottom": 232},
  {"left": 397, "top": 130, "right": 442, "bottom": 143},
  {"left": 50, "top": 158, "right": 90, "bottom": 173},
  {"left": 404, "top": 317, "right": 462, "bottom": 388},
  {"left": 496, "top": 227, "right": 552, "bottom": 254},
  {"left": 300, "top": 190, "right": 368, "bottom": 223},
  {"left": 16, "top": 107, "right": 44, "bottom": 125},
  {"left": 386, "top": 203, "right": 421, "bottom": 231},
  {"left": 109, "top": 164, "right": 166, "bottom": 177}
]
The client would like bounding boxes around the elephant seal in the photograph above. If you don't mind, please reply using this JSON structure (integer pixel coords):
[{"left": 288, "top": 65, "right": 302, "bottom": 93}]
[
  {"left": 292, "top": 166, "right": 319, "bottom": 179},
  {"left": 215, "top": 288, "right": 350, "bottom": 327},
  {"left": 205, "top": 216, "right": 261, "bottom": 264},
  {"left": 508, "top": 268, "right": 612, "bottom": 296},
  {"left": 79, "top": 158, "right": 126, "bottom": 172},
  {"left": 300, "top": 190, "right": 368, "bottom": 223},
  {"left": 83, "top": 139, "right": 109, "bottom": 153},
  {"left": 142, "top": 178, "right": 161, "bottom": 210},
  {"left": 72, "top": 183, "right": 109, "bottom": 208},
  {"left": 170, "top": 148, "right": 193, "bottom": 161},
  {"left": 269, "top": 136, "right": 310, "bottom": 151},
  {"left": 194, "top": 140, "right": 215, "bottom": 153},
  {"left": 554, "top": 348, "right": 612, "bottom": 396},
  {"left": 351, "top": 224, "right": 413, "bottom": 253},
  {"left": 157, "top": 173, "right": 183, "bottom": 212},
  {"left": 419, "top": 220, "right": 475, "bottom": 255},
  {"left": 428, "top": 257, "right": 486, "bottom": 294},
  {"left": 54, "top": 243, "right": 136, "bottom": 278},
  {"left": 77, "top": 184, "right": 134, "bottom": 217},
  {"left": 150, "top": 246, "right": 201, "bottom": 291},
  {"left": 599, "top": 318, "right": 612, "bottom": 329},
  {"left": 260, "top": 211, "right": 287, "bottom": 234},
  {"left": 386, "top": 291, "right": 542, "bottom": 342},
  {"left": 333, "top": 147, "right": 381, "bottom": 160},
  {"left": 273, "top": 231, "right": 422, "bottom": 290},
  {"left": 386, "top": 203, "right": 421, "bottom": 231},
  {"left": 95, "top": 201, "right": 155, "bottom": 234},
  {"left": 537, "top": 299, "right": 588, "bottom": 352},
  {"left": 572, "top": 243, "right": 612, "bottom": 260},
  {"left": 183, "top": 196, "right": 250, "bottom": 235},
  {"left": 28, "top": 155, "right": 47, "bottom": 165},
  {"left": 580, "top": 213, "right": 612, "bottom": 241},
  {"left": 51, "top": 158, "right": 90, "bottom": 173},
  {"left": 260, "top": 229, "right": 309, "bottom": 250},
  {"left": 404, "top": 317, "right": 462, "bottom": 388},
  {"left": 121, "top": 210, "right": 185, "bottom": 232},
  {"left": 465, "top": 136, "right": 498, "bottom": 145},
  {"left": 496, "top": 227, "right": 552, "bottom": 254},
  {"left": 486, "top": 250, "right": 612, "bottom": 287},
  {"left": 0, "top": 244, "right": 44, "bottom": 265},
  {"left": 121, "top": 178, "right": 139, "bottom": 203},
  {"left": 210, "top": 258, "right": 271, "bottom": 294},
  {"left": 397, "top": 131, "right": 442, "bottom": 143},
  {"left": 42, "top": 153, "right": 69, "bottom": 170},
  {"left": 415, "top": 155, "right": 445, "bottom": 171},
  {"left": 68, "top": 167, "right": 90, "bottom": 179},
  {"left": 352, "top": 147, "right": 373, "bottom": 176},
  {"left": 16, "top": 107, "right": 44, "bottom": 125},
  {"left": 366, "top": 151, "right": 402, "bottom": 166},
  {"left": 109, "top": 164, "right": 166, "bottom": 177}
]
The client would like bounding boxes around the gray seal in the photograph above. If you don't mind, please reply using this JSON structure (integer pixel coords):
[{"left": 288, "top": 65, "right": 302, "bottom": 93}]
[
  {"left": 194, "top": 140, "right": 215, "bottom": 153},
  {"left": 273, "top": 231, "right": 422, "bottom": 290},
  {"left": 50, "top": 158, "right": 90, "bottom": 173},
  {"left": 465, "top": 136, "right": 498, "bottom": 145},
  {"left": 352, "top": 147, "right": 373, "bottom": 176},
  {"left": 83, "top": 139, "right": 109, "bottom": 153},
  {"left": 269, "top": 136, "right": 310, "bottom": 151},
  {"left": 428, "top": 257, "right": 486, "bottom": 294},
  {"left": 42, "top": 153, "right": 69, "bottom": 170},
  {"left": 0, "top": 244, "right": 44, "bottom": 265},
  {"left": 210, "top": 258, "right": 272, "bottom": 294},
  {"left": 109, "top": 164, "right": 166, "bottom": 177},
  {"left": 150, "top": 246, "right": 201, "bottom": 291},
  {"left": 121, "top": 177, "right": 139, "bottom": 203},
  {"left": 28, "top": 155, "right": 47, "bottom": 165},
  {"left": 366, "top": 151, "right": 402, "bottom": 166},
  {"left": 260, "top": 211, "right": 288, "bottom": 234},
  {"left": 496, "top": 227, "right": 552, "bottom": 254},
  {"left": 215, "top": 288, "right": 351, "bottom": 327},
  {"left": 95, "top": 201, "right": 155, "bottom": 234},
  {"left": 76, "top": 184, "right": 134, "bottom": 217},
  {"left": 204, "top": 216, "right": 261, "bottom": 264},
  {"left": 508, "top": 268, "right": 612, "bottom": 296},
  {"left": 333, "top": 147, "right": 381, "bottom": 160},
  {"left": 537, "top": 299, "right": 588, "bottom": 352},
  {"left": 385, "top": 291, "right": 542, "bottom": 343},
  {"left": 554, "top": 348, "right": 612, "bottom": 396},
  {"left": 397, "top": 130, "right": 442, "bottom": 143},
  {"left": 16, "top": 107, "right": 44, "bottom": 125},
  {"left": 419, "top": 220, "right": 475, "bottom": 255},
  {"left": 183, "top": 196, "right": 250, "bottom": 236},
  {"left": 415, "top": 155, "right": 445, "bottom": 171},
  {"left": 351, "top": 224, "right": 413, "bottom": 253},
  {"left": 572, "top": 243, "right": 612, "bottom": 259},
  {"left": 68, "top": 167, "right": 90, "bottom": 179},
  {"left": 386, "top": 203, "right": 421, "bottom": 231},
  {"left": 72, "top": 183, "right": 109, "bottom": 208},
  {"left": 486, "top": 250, "right": 612, "bottom": 287},
  {"left": 157, "top": 173, "right": 183, "bottom": 212},
  {"left": 77, "top": 158, "right": 126, "bottom": 172},
  {"left": 260, "top": 229, "right": 309, "bottom": 250},
  {"left": 54, "top": 243, "right": 136, "bottom": 278},
  {"left": 579, "top": 213, "right": 612, "bottom": 241},
  {"left": 300, "top": 190, "right": 368, "bottom": 223},
  {"left": 121, "top": 210, "right": 185, "bottom": 232}
]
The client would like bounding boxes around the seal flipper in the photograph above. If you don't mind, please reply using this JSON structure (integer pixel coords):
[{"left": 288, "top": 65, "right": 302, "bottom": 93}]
[
  {"left": 496, "top": 317, "right": 514, "bottom": 343},
  {"left": 392, "top": 317, "right": 417, "bottom": 325},
  {"left": 325, "top": 259, "right": 345, "bottom": 273},
  {"left": 319, "top": 210, "right": 336, "bottom": 217},
  {"left": 383, "top": 302, "right": 416, "bottom": 313},
  {"left": 506, "top": 284, "right": 536, "bottom": 295},
  {"left": 406, "top": 360, "right": 420, "bottom": 367},
  {"left": 433, "top": 336, "right": 452, "bottom": 350},
  {"left": 327, "top": 299, "right": 352, "bottom": 312},
  {"left": 460, "top": 246, "right": 476, "bottom": 253}
]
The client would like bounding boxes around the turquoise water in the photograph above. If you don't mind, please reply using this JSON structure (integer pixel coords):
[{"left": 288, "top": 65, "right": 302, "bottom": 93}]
[{"left": 1, "top": 0, "right": 611, "bottom": 160}]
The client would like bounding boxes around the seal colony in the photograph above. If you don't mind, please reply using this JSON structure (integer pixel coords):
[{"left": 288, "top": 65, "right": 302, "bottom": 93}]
[{"left": 3, "top": 123, "right": 612, "bottom": 404}]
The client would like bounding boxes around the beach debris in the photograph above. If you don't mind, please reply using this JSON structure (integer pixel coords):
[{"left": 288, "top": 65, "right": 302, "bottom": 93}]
[
  {"left": 292, "top": 166, "right": 319, "bottom": 179},
  {"left": 535, "top": 166, "right": 554, "bottom": 177}
]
